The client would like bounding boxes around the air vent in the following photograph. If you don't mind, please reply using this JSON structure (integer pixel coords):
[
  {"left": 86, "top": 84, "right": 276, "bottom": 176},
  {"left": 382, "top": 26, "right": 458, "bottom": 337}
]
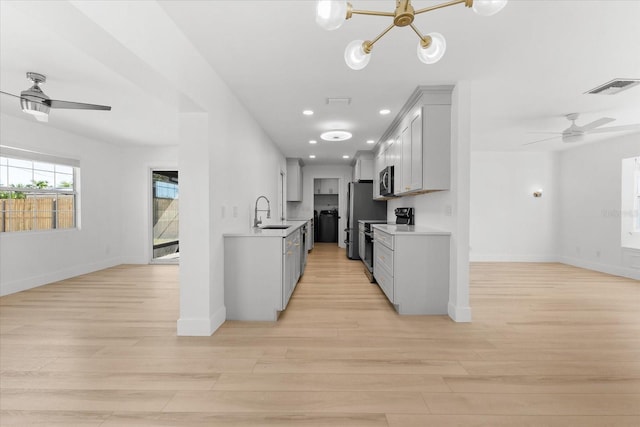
[
  {"left": 326, "top": 97, "right": 351, "bottom": 106},
  {"left": 585, "top": 78, "right": 640, "bottom": 95}
]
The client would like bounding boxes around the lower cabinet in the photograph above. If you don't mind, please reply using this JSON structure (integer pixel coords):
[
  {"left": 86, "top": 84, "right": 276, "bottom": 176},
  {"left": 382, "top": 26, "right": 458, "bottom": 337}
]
[
  {"left": 373, "top": 227, "right": 450, "bottom": 315},
  {"left": 224, "top": 228, "right": 301, "bottom": 321},
  {"left": 283, "top": 230, "right": 301, "bottom": 308}
]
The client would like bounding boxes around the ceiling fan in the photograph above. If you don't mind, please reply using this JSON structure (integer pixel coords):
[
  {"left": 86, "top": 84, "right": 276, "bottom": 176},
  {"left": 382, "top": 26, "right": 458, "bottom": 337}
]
[
  {"left": 0, "top": 72, "right": 111, "bottom": 123},
  {"left": 525, "top": 113, "right": 640, "bottom": 145}
]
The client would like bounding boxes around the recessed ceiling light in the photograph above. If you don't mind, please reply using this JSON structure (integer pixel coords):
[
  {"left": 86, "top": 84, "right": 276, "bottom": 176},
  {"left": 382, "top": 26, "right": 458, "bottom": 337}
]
[
  {"left": 342, "top": 155, "right": 349, "bottom": 159},
  {"left": 320, "top": 130, "right": 352, "bottom": 141},
  {"left": 303, "top": 110, "right": 314, "bottom": 116},
  {"left": 379, "top": 109, "right": 391, "bottom": 115},
  {"left": 309, "top": 140, "right": 317, "bottom": 144},
  {"left": 366, "top": 139, "right": 375, "bottom": 144},
  {"left": 309, "top": 155, "right": 316, "bottom": 159}
]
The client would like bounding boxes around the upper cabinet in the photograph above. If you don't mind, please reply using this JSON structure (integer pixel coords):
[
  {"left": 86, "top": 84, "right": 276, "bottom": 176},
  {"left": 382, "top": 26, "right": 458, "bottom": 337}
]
[
  {"left": 378, "top": 86, "right": 452, "bottom": 197},
  {"left": 314, "top": 178, "right": 339, "bottom": 195},
  {"left": 286, "top": 158, "right": 303, "bottom": 202},
  {"left": 353, "top": 152, "right": 374, "bottom": 182}
]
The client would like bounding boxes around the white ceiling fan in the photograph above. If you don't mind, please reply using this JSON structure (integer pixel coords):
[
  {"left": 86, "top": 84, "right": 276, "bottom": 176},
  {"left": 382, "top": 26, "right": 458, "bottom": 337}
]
[
  {"left": 525, "top": 113, "right": 640, "bottom": 145},
  {"left": 0, "top": 72, "right": 111, "bottom": 123}
]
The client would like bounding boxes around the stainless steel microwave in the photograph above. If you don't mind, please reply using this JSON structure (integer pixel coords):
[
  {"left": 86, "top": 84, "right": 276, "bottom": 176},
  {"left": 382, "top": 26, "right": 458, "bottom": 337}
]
[{"left": 379, "top": 165, "right": 394, "bottom": 196}]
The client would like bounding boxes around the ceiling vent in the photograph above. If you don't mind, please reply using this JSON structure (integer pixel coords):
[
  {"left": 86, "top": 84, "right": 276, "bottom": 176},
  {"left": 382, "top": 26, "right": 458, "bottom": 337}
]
[
  {"left": 326, "top": 97, "right": 351, "bottom": 106},
  {"left": 585, "top": 78, "right": 640, "bottom": 95}
]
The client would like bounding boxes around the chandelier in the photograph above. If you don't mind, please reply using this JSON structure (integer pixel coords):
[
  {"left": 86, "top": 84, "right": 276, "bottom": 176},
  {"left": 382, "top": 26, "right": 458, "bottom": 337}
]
[{"left": 316, "top": 0, "right": 508, "bottom": 70}]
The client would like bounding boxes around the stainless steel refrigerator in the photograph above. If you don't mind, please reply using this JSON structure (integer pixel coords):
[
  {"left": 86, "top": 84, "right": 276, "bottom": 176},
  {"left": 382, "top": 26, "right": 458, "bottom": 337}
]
[{"left": 345, "top": 181, "right": 387, "bottom": 259}]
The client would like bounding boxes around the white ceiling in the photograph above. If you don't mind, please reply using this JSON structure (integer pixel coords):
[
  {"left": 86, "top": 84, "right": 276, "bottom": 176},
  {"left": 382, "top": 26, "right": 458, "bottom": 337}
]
[{"left": 1, "top": 1, "right": 639, "bottom": 164}]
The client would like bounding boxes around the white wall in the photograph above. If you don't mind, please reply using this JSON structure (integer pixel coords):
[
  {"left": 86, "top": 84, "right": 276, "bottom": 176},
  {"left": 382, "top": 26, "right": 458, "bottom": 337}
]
[
  {"left": 287, "top": 163, "right": 353, "bottom": 248},
  {"left": 558, "top": 133, "right": 640, "bottom": 280},
  {"left": 470, "top": 151, "right": 559, "bottom": 261},
  {"left": 0, "top": 114, "right": 123, "bottom": 296},
  {"left": 120, "top": 145, "right": 179, "bottom": 264}
]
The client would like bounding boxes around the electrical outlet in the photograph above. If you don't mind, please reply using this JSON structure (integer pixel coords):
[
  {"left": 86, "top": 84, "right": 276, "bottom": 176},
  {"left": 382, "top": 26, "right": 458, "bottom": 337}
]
[
  {"left": 596, "top": 250, "right": 601, "bottom": 258},
  {"left": 221, "top": 206, "right": 225, "bottom": 219},
  {"left": 233, "top": 206, "right": 238, "bottom": 218},
  {"left": 444, "top": 205, "right": 452, "bottom": 216}
]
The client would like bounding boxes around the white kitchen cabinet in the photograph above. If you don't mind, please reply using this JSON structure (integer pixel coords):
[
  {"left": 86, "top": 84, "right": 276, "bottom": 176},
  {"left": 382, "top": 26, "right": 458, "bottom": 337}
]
[
  {"left": 389, "top": 131, "right": 402, "bottom": 192},
  {"left": 284, "top": 230, "right": 301, "bottom": 307},
  {"left": 353, "top": 152, "right": 374, "bottom": 182},
  {"left": 398, "top": 107, "right": 424, "bottom": 194},
  {"left": 286, "top": 158, "right": 303, "bottom": 201},
  {"left": 378, "top": 86, "right": 452, "bottom": 197},
  {"left": 373, "top": 224, "right": 450, "bottom": 315},
  {"left": 373, "top": 144, "right": 387, "bottom": 200},
  {"left": 224, "top": 224, "right": 304, "bottom": 321},
  {"left": 315, "top": 178, "right": 339, "bottom": 195}
]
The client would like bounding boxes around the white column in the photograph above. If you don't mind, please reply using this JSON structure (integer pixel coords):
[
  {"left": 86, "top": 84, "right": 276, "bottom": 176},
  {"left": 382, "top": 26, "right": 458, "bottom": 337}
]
[
  {"left": 448, "top": 81, "right": 472, "bottom": 322},
  {"left": 177, "top": 112, "right": 222, "bottom": 335}
]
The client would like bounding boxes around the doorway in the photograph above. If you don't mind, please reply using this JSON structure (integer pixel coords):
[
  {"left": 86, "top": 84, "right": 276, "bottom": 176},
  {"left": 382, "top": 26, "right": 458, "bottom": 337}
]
[
  {"left": 151, "top": 170, "right": 179, "bottom": 263},
  {"left": 313, "top": 178, "right": 340, "bottom": 244}
]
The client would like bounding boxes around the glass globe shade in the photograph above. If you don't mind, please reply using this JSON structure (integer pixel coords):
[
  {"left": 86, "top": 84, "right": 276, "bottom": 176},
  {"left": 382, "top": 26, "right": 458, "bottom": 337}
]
[
  {"left": 344, "top": 40, "right": 371, "bottom": 70},
  {"left": 417, "top": 33, "right": 446, "bottom": 65},
  {"left": 316, "top": 0, "right": 347, "bottom": 31},
  {"left": 472, "top": 0, "right": 508, "bottom": 17}
]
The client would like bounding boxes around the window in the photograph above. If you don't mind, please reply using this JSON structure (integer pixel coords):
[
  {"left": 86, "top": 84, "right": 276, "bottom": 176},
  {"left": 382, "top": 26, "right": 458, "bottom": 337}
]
[
  {"left": 621, "top": 156, "right": 640, "bottom": 250},
  {"left": 635, "top": 161, "right": 640, "bottom": 232},
  {"left": 0, "top": 147, "right": 79, "bottom": 233}
]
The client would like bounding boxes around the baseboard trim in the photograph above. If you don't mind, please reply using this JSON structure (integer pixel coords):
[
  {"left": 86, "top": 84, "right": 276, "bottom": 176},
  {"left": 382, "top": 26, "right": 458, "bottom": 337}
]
[
  {"left": 470, "top": 254, "right": 558, "bottom": 262},
  {"left": 448, "top": 302, "right": 472, "bottom": 322},
  {"left": 0, "top": 257, "right": 122, "bottom": 297},
  {"left": 558, "top": 256, "right": 640, "bottom": 281},
  {"left": 177, "top": 305, "right": 226, "bottom": 336}
]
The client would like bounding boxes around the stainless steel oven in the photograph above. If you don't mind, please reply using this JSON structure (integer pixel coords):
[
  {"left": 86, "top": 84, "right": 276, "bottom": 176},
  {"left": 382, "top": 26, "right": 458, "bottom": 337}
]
[
  {"left": 379, "top": 165, "right": 394, "bottom": 197},
  {"left": 360, "top": 220, "right": 386, "bottom": 282}
]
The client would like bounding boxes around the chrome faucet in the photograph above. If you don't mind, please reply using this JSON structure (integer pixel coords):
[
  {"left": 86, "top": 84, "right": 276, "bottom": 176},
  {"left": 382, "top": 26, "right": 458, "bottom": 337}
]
[{"left": 253, "top": 195, "right": 271, "bottom": 227}]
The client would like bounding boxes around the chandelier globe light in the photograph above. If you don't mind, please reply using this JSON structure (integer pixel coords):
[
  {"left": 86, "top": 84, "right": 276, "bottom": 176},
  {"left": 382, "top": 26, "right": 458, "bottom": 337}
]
[{"left": 316, "top": 0, "right": 508, "bottom": 70}]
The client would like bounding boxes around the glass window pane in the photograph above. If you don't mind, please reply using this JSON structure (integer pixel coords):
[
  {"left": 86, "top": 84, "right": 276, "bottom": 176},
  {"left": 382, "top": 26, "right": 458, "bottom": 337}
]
[
  {"left": 7, "top": 158, "right": 32, "bottom": 168},
  {"left": 7, "top": 166, "right": 32, "bottom": 186},
  {"left": 34, "top": 162, "right": 54, "bottom": 172},
  {"left": 55, "top": 164, "right": 73, "bottom": 175},
  {"left": 55, "top": 172, "right": 74, "bottom": 188},
  {"left": 0, "top": 165, "right": 7, "bottom": 186},
  {"left": 32, "top": 170, "right": 54, "bottom": 188},
  {"left": 0, "top": 157, "right": 8, "bottom": 166}
]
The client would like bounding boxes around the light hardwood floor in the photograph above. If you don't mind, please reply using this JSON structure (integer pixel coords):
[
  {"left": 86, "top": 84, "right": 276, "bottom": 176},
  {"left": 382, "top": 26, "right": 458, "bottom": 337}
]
[{"left": 1, "top": 243, "right": 639, "bottom": 426}]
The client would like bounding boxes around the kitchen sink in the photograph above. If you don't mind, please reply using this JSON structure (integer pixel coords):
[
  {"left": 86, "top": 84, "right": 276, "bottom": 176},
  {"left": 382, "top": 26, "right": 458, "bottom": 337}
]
[{"left": 259, "top": 225, "right": 291, "bottom": 229}]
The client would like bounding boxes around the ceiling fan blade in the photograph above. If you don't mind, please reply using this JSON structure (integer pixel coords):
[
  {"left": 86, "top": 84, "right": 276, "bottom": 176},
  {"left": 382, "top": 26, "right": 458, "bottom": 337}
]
[
  {"left": 587, "top": 124, "right": 640, "bottom": 134},
  {"left": 526, "top": 131, "right": 564, "bottom": 135},
  {"left": 579, "top": 117, "right": 615, "bottom": 131},
  {"left": 523, "top": 135, "right": 562, "bottom": 145},
  {"left": 0, "top": 90, "right": 22, "bottom": 99},
  {"left": 46, "top": 99, "right": 111, "bottom": 111}
]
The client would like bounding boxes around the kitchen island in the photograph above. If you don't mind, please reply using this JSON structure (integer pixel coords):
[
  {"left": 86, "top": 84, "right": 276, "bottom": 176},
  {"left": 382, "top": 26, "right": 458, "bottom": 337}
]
[{"left": 224, "top": 221, "right": 308, "bottom": 320}]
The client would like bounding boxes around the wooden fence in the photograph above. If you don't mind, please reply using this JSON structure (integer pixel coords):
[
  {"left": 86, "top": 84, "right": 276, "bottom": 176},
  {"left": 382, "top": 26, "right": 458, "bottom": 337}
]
[
  {"left": 0, "top": 195, "right": 74, "bottom": 232},
  {"left": 153, "top": 198, "right": 179, "bottom": 244}
]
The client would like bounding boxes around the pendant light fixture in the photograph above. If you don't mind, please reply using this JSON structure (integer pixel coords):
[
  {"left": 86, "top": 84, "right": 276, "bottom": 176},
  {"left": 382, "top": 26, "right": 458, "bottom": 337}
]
[{"left": 316, "top": 0, "right": 508, "bottom": 70}]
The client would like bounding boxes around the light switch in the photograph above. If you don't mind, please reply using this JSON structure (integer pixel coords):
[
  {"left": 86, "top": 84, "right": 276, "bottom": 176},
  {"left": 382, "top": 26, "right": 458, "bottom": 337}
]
[
  {"left": 221, "top": 206, "right": 226, "bottom": 218},
  {"left": 233, "top": 206, "right": 238, "bottom": 218}
]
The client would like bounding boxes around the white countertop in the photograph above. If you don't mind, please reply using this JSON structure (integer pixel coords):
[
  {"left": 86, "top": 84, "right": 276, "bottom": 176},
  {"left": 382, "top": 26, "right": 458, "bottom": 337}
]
[
  {"left": 372, "top": 224, "right": 451, "bottom": 236},
  {"left": 358, "top": 219, "right": 387, "bottom": 224},
  {"left": 223, "top": 220, "right": 307, "bottom": 237}
]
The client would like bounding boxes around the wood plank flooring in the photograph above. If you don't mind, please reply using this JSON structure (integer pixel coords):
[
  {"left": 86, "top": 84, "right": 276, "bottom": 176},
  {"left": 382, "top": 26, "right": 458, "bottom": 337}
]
[{"left": 1, "top": 243, "right": 639, "bottom": 426}]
